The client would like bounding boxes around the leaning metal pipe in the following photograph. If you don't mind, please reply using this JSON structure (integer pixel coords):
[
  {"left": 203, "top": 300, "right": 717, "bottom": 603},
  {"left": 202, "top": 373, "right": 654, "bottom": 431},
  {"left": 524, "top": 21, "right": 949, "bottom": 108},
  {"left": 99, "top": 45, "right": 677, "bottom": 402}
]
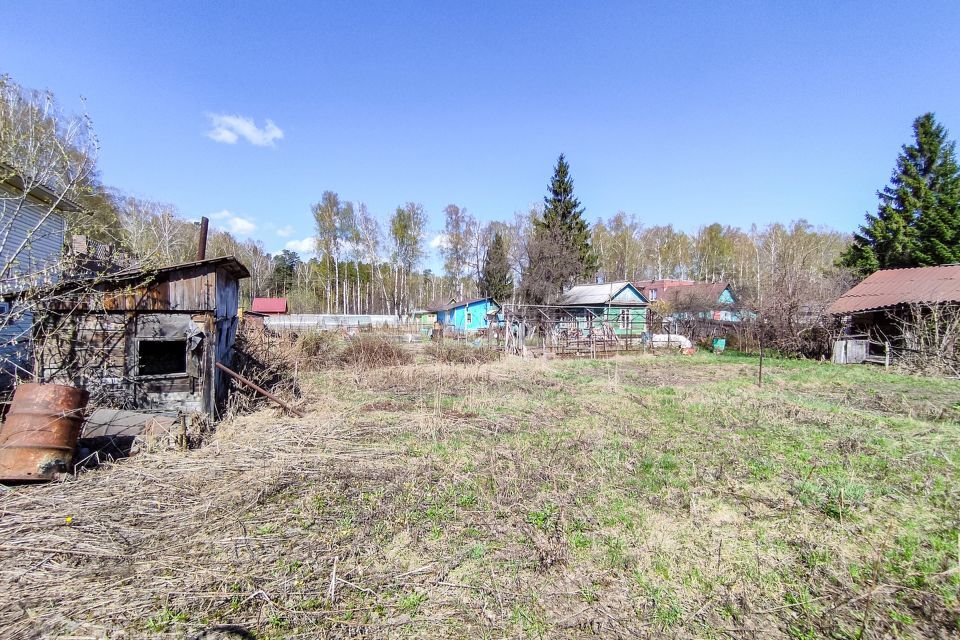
[{"left": 215, "top": 362, "right": 304, "bottom": 418}]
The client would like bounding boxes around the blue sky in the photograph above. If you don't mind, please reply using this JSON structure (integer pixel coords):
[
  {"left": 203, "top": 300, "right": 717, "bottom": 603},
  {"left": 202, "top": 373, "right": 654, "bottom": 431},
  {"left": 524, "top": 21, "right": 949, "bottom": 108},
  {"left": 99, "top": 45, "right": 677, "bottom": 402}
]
[{"left": 4, "top": 1, "right": 960, "bottom": 265}]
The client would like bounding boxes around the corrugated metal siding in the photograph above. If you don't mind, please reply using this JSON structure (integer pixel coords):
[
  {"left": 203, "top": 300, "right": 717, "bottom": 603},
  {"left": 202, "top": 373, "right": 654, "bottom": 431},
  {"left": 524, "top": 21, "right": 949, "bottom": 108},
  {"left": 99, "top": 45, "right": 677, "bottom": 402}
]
[
  {"left": 0, "top": 184, "right": 67, "bottom": 294},
  {"left": 0, "top": 305, "right": 33, "bottom": 384}
]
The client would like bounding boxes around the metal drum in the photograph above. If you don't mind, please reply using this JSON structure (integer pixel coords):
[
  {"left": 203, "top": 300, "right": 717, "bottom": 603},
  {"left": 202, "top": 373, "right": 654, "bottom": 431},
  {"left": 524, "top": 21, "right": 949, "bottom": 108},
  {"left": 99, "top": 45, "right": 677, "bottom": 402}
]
[{"left": 0, "top": 383, "right": 89, "bottom": 483}]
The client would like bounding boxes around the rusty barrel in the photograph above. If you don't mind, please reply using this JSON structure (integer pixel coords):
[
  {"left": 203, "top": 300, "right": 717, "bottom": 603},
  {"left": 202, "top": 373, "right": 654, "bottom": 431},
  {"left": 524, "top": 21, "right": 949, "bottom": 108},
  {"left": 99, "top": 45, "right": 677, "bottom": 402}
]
[{"left": 0, "top": 383, "right": 89, "bottom": 483}]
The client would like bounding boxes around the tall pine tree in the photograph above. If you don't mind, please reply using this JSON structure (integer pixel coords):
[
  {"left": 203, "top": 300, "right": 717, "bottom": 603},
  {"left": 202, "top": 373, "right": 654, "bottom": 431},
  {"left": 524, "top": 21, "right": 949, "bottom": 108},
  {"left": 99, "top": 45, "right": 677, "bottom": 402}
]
[
  {"left": 842, "top": 113, "right": 960, "bottom": 275},
  {"left": 521, "top": 154, "right": 598, "bottom": 303},
  {"left": 479, "top": 230, "right": 513, "bottom": 302},
  {"left": 536, "top": 154, "right": 598, "bottom": 277}
]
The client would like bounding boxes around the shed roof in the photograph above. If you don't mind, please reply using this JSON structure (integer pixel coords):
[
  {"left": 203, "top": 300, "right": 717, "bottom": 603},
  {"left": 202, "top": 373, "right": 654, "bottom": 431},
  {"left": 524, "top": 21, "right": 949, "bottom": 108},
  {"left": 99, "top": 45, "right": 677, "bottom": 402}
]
[
  {"left": 110, "top": 256, "right": 251, "bottom": 282},
  {"left": 556, "top": 281, "right": 647, "bottom": 306},
  {"left": 826, "top": 265, "right": 960, "bottom": 315},
  {"left": 23, "top": 256, "right": 250, "bottom": 299},
  {"left": 251, "top": 297, "right": 287, "bottom": 313}
]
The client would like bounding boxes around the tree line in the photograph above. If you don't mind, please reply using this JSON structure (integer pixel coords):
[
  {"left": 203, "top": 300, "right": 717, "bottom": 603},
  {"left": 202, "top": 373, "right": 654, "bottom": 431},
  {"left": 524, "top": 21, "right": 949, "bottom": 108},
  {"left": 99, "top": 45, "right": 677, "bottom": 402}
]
[{"left": 5, "top": 71, "right": 960, "bottom": 339}]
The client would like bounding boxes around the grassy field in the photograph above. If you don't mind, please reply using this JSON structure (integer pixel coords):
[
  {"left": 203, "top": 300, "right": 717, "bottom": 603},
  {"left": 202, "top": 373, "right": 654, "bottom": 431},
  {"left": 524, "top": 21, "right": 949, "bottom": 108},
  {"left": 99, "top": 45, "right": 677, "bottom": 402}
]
[{"left": 1, "top": 352, "right": 958, "bottom": 639}]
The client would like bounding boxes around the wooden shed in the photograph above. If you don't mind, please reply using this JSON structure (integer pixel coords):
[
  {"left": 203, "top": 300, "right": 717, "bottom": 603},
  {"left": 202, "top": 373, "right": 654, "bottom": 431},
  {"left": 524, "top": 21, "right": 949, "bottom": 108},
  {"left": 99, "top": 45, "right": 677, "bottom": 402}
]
[{"left": 33, "top": 256, "right": 250, "bottom": 417}]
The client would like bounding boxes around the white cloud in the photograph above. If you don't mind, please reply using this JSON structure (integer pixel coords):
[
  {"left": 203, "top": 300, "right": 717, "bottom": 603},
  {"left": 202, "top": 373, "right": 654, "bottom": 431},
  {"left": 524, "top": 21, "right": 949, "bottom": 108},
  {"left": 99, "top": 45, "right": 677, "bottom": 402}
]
[
  {"left": 429, "top": 233, "right": 449, "bottom": 250},
  {"left": 205, "top": 113, "right": 284, "bottom": 147},
  {"left": 285, "top": 236, "right": 316, "bottom": 255},
  {"left": 209, "top": 209, "right": 257, "bottom": 237},
  {"left": 276, "top": 225, "right": 294, "bottom": 238}
]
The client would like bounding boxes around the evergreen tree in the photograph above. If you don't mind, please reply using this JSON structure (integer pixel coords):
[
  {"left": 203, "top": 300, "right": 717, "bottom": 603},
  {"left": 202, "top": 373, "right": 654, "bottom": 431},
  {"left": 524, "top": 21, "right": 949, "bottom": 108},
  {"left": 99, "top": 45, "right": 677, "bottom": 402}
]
[
  {"left": 521, "top": 154, "right": 597, "bottom": 303},
  {"left": 842, "top": 113, "right": 960, "bottom": 274},
  {"left": 479, "top": 231, "right": 513, "bottom": 302},
  {"left": 536, "top": 153, "right": 598, "bottom": 277}
]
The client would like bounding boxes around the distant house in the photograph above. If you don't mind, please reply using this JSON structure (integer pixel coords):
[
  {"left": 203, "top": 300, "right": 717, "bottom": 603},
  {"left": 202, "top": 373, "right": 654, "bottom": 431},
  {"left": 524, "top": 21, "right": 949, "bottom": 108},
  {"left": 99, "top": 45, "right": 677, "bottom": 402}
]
[
  {"left": 632, "top": 279, "right": 691, "bottom": 303},
  {"left": 662, "top": 282, "right": 739, "bottom": 322},
  {"left": 555, "top": 281, "right": 649, "bottom": 335},
  {"left": 251, "top": 297, "right": 287, "bottom": 314},
  {"left": 827, "top": 265, "right": 960, "bottom": 363},
  {"left": 635, "top": 279, "right": 740, "bottom": 323},
  {"left": 437, "top": 297, "right": 502, "bottom": 334},
  {"left": 0, "top": 168, "right": 82, "bottom": 386}
]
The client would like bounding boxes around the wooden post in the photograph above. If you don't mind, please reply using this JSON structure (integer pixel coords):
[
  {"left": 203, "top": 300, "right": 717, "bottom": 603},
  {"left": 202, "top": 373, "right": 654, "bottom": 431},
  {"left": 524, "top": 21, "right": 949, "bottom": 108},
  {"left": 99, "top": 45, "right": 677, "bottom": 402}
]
[
  {"left": 884, "top": 341, "right": 890, "bottom": 368},
  {"left": 196, "top": 216, "right": 209, "bottom": 261}
]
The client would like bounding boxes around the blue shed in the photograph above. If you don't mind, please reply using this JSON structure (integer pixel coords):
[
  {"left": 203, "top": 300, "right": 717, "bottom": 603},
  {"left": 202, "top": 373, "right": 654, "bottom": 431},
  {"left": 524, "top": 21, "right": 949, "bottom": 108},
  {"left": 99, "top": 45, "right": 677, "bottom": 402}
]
[{"left": 436, "top": 297, "right": 502, "bottom": 334}]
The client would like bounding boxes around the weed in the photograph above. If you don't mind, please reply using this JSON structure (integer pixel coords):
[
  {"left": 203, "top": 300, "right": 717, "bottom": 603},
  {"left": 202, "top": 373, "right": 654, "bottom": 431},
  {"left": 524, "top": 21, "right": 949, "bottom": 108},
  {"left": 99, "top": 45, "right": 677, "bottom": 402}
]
[
  {"left": 398, "top": 592, "right": 427, "bottom": 616},
  {"left": 146, "top": 607, "right": 188, "bottom": 632},
  {"left": 511, "top": 604, "right": 548, "bottom": 638},
  {"left": 526, "top": 504, "right": 558, "bottom": 531}
]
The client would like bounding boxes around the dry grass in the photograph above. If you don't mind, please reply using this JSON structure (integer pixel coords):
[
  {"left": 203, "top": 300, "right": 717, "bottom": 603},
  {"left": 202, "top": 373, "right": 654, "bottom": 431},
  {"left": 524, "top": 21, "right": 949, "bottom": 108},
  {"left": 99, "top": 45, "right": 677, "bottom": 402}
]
[
  {"left": 338, "top": 336, "right": 413, "bottom": 368},
  {"left": 1, "top": 353, "right": 958, "bottom": 639},
  {"left": 427, "top": 342, "right": 502, "bottom": 365}
]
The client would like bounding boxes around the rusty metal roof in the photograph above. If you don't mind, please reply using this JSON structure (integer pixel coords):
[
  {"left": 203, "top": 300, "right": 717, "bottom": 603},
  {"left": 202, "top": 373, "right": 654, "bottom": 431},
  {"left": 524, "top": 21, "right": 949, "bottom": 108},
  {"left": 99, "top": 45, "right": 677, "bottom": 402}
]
[{"left": 827, "top": 265, "right": 960, "bottom": 314}]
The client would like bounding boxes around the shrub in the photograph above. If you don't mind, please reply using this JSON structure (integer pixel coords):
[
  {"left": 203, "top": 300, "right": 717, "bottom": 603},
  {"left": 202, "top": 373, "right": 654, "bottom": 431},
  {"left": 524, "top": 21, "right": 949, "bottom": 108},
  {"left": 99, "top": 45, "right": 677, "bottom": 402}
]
[
  {"left": 339, "top": 336, "right": 413, "bottom": 368},
  {"left": 297, "top": 330, "right": 343, "bottom": 369}
]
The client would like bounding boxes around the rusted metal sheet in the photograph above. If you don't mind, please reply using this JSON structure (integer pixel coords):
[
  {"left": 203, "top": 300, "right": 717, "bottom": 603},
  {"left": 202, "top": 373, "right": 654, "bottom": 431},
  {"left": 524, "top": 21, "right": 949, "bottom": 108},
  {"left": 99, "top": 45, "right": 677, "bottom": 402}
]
[
  {"left": 0, "top": 383, "right": 89, "bottom": 483},
  {"left": 827, "top": 265, "right": 960, "bottom": 315}
]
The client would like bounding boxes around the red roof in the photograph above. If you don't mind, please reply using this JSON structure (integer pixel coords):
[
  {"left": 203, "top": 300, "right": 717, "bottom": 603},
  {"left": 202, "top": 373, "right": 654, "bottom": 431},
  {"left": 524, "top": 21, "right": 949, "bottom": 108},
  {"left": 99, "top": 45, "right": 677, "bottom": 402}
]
[
  {"left": 251, "top": 297, "right": 287, "bottom": 314},
  {"left": 827, "top": 265, "right": 960, "bottom": 315}
]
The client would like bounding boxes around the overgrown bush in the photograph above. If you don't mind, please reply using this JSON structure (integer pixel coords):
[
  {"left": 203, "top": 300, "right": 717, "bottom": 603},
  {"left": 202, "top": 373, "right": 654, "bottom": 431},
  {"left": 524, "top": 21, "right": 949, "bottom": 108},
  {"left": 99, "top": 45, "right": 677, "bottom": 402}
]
[
  {"left": 428, "top": 342, "right": 501, "bottom": 364},
  {"left": 297, "top": 330, "right": 344, "bottom": 369},
  {"left": 339, "top": 336, "right": 413, "bottom": 368}
]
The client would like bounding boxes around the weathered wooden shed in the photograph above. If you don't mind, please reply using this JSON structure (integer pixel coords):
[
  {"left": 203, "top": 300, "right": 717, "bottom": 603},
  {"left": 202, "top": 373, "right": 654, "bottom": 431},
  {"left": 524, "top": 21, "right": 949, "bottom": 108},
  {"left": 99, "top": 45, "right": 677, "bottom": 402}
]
[{"left": 33, "top": 256, "right": 250, "bottom": 417}]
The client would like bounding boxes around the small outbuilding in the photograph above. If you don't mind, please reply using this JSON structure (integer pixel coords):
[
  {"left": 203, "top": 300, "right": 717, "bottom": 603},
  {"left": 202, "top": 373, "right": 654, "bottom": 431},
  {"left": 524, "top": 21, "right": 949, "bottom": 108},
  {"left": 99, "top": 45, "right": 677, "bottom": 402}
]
[
  {"left": 827, "top": 264, "right": 960, "bottom": 364},
  {"left": 32, "top": 256, "right": 250, "bottom": 417}
]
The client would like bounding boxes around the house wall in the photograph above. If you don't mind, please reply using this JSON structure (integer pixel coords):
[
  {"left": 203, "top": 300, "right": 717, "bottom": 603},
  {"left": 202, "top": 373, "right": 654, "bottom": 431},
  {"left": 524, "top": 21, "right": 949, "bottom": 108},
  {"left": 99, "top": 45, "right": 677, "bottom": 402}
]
[
  {"left": 0, "top": 183, "right": 68, "bottom": 294},
  {"left": 36, "top": 311, "right": 210, "bottom": 415},
  {"left": 0, "top": 183, "right": 69, "bottom": 386},
  {"left": 557, "top": 306, "right": 647, "bottom": 335},
  {"left": 444, "top": 300, "right": 499, "bottom": 332}
]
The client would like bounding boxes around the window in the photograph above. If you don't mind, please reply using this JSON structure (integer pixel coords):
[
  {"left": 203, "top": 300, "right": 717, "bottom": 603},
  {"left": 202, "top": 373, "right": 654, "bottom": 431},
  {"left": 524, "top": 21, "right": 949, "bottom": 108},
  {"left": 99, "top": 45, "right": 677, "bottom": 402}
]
[
  {"left": 465, "top": 312, "right": 473, "bottom": 325},
  {"left": 618, "top": 309, "right": 629, "bottom": 329},
  {"left": 0, "top": 302, "right": 8, "bottom": 314},
  {"left": 138, "top": 340, "right": 187, "bottom": 376},
  {"left": 649, "top": 289, "right": 658, "bottom": 301}
]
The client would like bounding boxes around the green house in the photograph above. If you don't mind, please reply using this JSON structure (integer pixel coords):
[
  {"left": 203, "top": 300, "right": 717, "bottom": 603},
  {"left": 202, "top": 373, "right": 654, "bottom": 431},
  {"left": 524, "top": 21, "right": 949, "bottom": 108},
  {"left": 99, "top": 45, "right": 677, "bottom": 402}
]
[{"left": 555, "top": 281, "right": 648, "bottom": 335}]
